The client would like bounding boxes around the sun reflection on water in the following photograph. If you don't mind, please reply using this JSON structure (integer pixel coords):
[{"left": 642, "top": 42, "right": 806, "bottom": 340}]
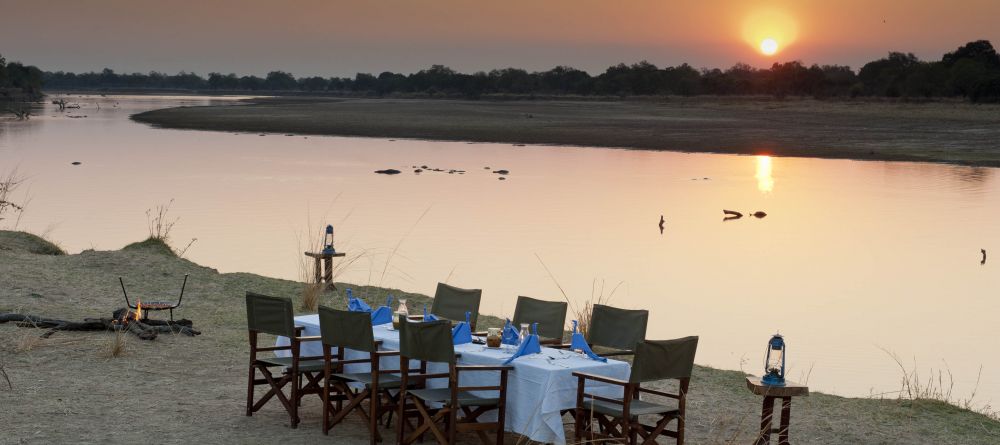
[{"left": 756, "top": 155, "right": 774, "bottom": 193}]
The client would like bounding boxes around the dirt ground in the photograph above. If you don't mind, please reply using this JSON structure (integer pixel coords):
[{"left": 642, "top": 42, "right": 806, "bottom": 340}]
[
  {"left": 2, "top": 232, "right": 999, "bottom": 444},
  {"left": 131, "top": 96, "right": 1000, "bottom": 167}
]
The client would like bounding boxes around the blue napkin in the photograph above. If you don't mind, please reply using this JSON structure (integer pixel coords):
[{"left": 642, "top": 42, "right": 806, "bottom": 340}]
[
  {"left": 370, "top": 295, "right": 393, "bottom": 325},
  {"left": 569, "top": 320, "right": 607, "bottom": 362},
  {"left": 423, "top": 304, "right": 439, "bottom": 322},
  {"left": 451, "top": 312, "right": 473, "bottom": 345},
  {"left": 346, "top": 288, "right": 372, "bottom": 312},
  {"left": 502, "top": 322, "right": 542, "bottom": 364},
  {"left": 501, "top": 319, "right": 519, "bottom": 346}
]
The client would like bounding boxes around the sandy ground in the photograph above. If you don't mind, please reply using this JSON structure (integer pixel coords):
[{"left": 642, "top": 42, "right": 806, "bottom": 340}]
[
  {"left": 2, "top": 232, "right": 999, "bottom": 444},
  {"left": 131, "top": 96, "right": 1000, "bottom": 167}
]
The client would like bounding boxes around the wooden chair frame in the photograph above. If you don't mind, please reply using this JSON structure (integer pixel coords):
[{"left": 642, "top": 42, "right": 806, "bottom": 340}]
[
  {"left": 321, "top": 339, "right": 404, "bottom": 444},
  {"left": 573, "top": 371, "right": 689, "bottom": 445},
  {"left": 246, "top": 326, "right": 325, "bottom": 428},
  {"left": 396, "top": 355, "right": 512, "bottom": 445}
]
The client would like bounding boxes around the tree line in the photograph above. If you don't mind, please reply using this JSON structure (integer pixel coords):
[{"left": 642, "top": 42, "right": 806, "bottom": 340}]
[
  {"left": 23, "top": 40, "right": 1000, "bottom": 102},
  {"left": 0, "top": 53, "right": 44, "bottom": 100}
]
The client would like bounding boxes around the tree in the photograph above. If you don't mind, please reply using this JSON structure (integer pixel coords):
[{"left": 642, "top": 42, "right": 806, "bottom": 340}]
[
  {"left": 298, "top": 76, "right": 329, "bottom": 92},
  {"left": 264, "top": 71, "right": 297, "bottom": 90},
  {"left": 942, "top": 40, "right": 1000, "bottom": 68}
]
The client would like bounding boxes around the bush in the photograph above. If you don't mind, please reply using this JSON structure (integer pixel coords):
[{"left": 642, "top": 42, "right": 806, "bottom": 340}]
[{"left": 970, "top": 76, "right": 1000, "bottom": 103}]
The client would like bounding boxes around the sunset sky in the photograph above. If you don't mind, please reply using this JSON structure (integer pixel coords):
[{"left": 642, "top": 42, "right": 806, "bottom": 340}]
[{"left": 2, "top": 0, "right": 998, "bottom": 76}]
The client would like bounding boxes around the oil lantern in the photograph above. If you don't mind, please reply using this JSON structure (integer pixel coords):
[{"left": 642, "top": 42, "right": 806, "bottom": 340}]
[
  {"left": 761, "top": 333, "right": 786, "bottom": 386},
  {"left": 322, "top": 225, "right": 335, "bottom": 254}
]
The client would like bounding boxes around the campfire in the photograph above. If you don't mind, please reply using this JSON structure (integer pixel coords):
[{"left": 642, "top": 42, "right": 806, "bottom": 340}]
[{"left": 0, "top": 305, "right": 200, "bottom": 341}]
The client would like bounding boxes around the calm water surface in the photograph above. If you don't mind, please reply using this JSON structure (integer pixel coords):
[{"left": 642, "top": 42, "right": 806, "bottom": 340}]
[{"left": 2, "top": 95, "right": 999, "bottom": 407}]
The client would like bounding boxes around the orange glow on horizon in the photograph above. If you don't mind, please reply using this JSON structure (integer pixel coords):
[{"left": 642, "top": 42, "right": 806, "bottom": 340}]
[{"left": 742, "top": 9, "right": 798, "bottom": 58}]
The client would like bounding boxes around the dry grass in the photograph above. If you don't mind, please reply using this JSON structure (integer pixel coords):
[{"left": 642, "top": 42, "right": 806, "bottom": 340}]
[
  {"left": 0, "top": 167, "right": 27, "bottom": 228},
  {"left": 294, "top": 204, "right": 371, "bottom": 309},
  {"left": 534, "top": 253, "right": 622, "bottom": 337},
  {"left": 101, "top": 328, "right": 129, "bottom": 358},
  {"left": 878, "top": 347, "right": 997, "bottom": 420},
  {"left": 146, "top": 199, "right": 178, "bottom": 242},
  {"left": 0, "top": 356, "right": 11, "bottom": 390},
  {"left": 300, "top": 282, "right": 323, "bottom": 311}
]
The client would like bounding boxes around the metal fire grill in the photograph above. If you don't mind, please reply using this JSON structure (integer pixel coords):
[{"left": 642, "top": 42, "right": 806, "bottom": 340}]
[{"left": 119, "top": 274, "right": 188, "bottom": 321}]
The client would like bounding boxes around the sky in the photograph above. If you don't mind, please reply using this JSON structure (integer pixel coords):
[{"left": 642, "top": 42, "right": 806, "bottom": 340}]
[{"left": 1, "top": 0, "right": 998, "bottom": 77}]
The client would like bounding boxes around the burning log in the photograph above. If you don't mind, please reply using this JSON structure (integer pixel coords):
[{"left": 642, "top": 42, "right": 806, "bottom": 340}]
[{"left": 0, "top": 309, "right": 200, "bottom": 341}]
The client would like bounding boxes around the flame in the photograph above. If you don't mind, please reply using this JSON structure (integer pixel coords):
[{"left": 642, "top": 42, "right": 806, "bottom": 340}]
[{"left": 134, "top": 300, "right": 142, "bottom": 321}]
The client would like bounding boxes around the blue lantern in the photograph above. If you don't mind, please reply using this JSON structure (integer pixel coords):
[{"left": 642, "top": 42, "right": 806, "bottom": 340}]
[
  {"left": 761, "top": 333, "right": 786, "bottom": 386},
  {"left": 322, "top": 225, "right": 335, "bottom": 254}
]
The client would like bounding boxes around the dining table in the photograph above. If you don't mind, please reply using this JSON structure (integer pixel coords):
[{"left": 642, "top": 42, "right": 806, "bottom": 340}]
[{"left": 275, "top": 314, "right": 631, "bottom": 445}]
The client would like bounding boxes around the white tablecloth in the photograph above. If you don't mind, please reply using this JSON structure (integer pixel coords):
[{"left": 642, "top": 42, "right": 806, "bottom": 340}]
[{"left": 276, "top": 314, "right": 630, "bottom": 444}]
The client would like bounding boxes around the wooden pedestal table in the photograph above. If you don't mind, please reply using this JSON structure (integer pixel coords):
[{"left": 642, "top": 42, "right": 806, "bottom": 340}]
[
  {"left": 304, "top": 251, "right": 346, "bottom": 290},
  {"left": 745, "top": 376, "right": 809, "bottom": 445}
]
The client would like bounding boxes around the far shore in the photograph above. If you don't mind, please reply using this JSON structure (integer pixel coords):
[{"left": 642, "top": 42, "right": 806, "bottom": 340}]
[{"left": 131, "top": 96, "right": 1000, "bottom": 167}]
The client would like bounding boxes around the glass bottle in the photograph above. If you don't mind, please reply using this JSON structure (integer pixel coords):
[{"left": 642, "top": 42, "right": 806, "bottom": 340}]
[{"left": 518, "top": 323, "right": 530, "bottom": 345}]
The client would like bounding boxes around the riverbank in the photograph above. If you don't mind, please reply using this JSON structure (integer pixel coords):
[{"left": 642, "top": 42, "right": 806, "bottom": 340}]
[
  {"left": 132, "top": 96, "right": 1000, "bottom": 167},
  {"left": 1, "top": 230, "right": 998, "bottom": 444}
]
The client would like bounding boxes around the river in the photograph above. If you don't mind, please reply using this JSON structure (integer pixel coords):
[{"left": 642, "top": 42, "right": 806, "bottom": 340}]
[{"left": 2, "top": 95, "right": 998, "bottom": 408}]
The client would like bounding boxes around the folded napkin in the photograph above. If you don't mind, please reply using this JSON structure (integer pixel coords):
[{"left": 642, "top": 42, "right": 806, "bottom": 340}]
[
  {"left": 502, "top": 322, "right": 542, "bottom": 364},
  {"left": 501, "top": 319, "right": 519, "bottom": 346},
  {"left": 569, "top": 320, "right": 607, "bottom": 362},
  {"left": 423, "top": 304, "right": 439, "bottom": 322},
  {"left": 346, "top": 288, "right": 372, "bottom": 313},
  {"left": 451, "top": 312, "right": 473, "bottom": 345},
  {"left": 370, "top": 295, "right": 394, "bottom": 325}
]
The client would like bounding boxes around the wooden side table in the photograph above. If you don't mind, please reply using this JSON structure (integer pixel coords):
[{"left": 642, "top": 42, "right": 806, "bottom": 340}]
[
  {"left": 304, "top": 251, "right": 346, "bottom": 290},
  {"left": 745, "top": 376, "right": 809, "bottom": 445}
]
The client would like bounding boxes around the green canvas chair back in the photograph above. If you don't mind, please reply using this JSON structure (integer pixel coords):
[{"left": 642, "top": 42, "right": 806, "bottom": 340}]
[
  {"left": 245, "top": 292, "right": 296, "bottom": 338},
  {"left": 512, "top": 295, "right": 568, "bottom": 340},
  {"left": 630, "top": 336, "right": 699, "bottom": 383},
  {"left": 399, "top": 319, "right": 456, "bottom": 364},
  {"left": 431, "top": 282, "right": 482, "bottom": 328},
  {"left": 318, "top": 305, "right": 376, "bottom": 353},
  {"left": 588, "top": 304, "right": 649, "bottom": 351}
]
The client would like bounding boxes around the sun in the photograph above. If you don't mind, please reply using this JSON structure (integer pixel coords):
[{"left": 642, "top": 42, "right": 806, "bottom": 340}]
[
  {"left": 760, "top": 38, "right": 779, "bottom": 56},
  {"left": 742, "top": 9, "right": 797, "bottom": 56}
]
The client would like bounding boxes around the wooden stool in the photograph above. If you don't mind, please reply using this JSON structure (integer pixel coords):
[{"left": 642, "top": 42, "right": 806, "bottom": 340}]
[
  {"left": 304, "top": 251, "right": 346, "bottom": 290},
  {"left": 745, "top": 376, "right": 809, "bottom": 445}
]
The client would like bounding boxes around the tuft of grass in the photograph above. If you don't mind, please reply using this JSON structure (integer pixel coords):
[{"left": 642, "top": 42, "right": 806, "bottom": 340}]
[
  {"left": 877, "top": 347, "right": 997, "bottom": 420},
  {"left": 534, "top": 253, "right": 622, "bottom": 338},
  {"left": 146, "top": 199, "right": 179, "bottom": 242},
  {"left": 300, "top": 283, "right": 323, "bottom": 311},
  {"left": 0, "top": 168, "right": 27, "bottom": 226},
  {"left": 101, "top": 328, "right": 129, "bottom": 358},
  {"left": 0, "top": 356, "right": 11, "bottom": 390},
  {"left": 14, "top": 331, "right": 43, "bottom": 353}
]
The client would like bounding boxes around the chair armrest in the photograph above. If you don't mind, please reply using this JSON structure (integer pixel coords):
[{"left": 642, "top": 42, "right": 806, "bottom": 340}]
[
  {"left": 254, "top": 345, "right": 292, "bottom": 352},
  {"left": 471, "top": 331, "right": 488, "bottom": 337},
  {"left": 455, "top": 365, "right": 514, "bottom": 372},
  {"left": 404, "top": 372, "right": 451, "bottom": 381},
  {"left": 374, "top": 350, "right": 400, "bottom": 357},
  {"left": 549, "top": 343, "right": 571, "bottom": 349},
  {"left": 601, "top": 349, "right": 635, "bottom": 357},
  {"left": 637, "top": 387, "right": 680, "bottom": 399},
  {"left": 295, "top": 335, "right": 322, "bottom": 342},
  {"left": 572, "top": 371, "right": 630, "bottom": 387}
]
